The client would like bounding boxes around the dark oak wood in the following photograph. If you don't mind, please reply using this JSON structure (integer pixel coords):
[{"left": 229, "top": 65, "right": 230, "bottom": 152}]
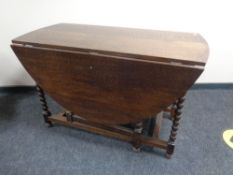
[
  {"left": 64, "top": 111, "right": 74, "bottom": 122},
  {"left": 36, "top": 85, "right": 53, "bottom": 127},
  {"left": 147, "top": 113, "right": 163, "bottom": 138},
  {"left": 11, "top": 23, "right": 209, "bottom": 157},
  {"left": 11, "top": 45, "right": 203, "bottom": 125},
  {"left": 132, "top": 121, "right": 144, "bottom": 152},
  {"left": 166, "top": 97, "right": 185, "bottom": 158},
  {"left": 35, "top": 95, "right": 183, "bottom": 157},
  {"left": 48, "top": 112, "right": 168, "bottom": 150},
  {"left": 154, "top": 113, "right": 163, "bottom": 138},
  {"left": 12, "top": 23, "right": 209, "bottom": 66}
]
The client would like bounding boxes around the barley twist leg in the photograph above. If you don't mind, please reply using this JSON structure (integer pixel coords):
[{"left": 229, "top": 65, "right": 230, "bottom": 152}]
[
  {"left": 166, "top": 97, "right": 185, "bottom": 158},
  {"left": 36, "top": 85, "right": 53, "bottom": 127}
]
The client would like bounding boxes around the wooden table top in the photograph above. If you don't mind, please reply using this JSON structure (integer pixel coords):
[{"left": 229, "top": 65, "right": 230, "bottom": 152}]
[
  {"left": 13, "top": 23, "right": 209, "bottom": 66},
  {"left": 12, "top": 23, "right": 209, "bottom": 124}
]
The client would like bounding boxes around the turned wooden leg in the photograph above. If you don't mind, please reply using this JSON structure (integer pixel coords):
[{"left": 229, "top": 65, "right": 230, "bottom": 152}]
[
  {"left": 148, "top": 112, "right": 163, "bottom": 138},
  {"left": 166, "top": 97, "right": 185, "bottom": 158},
  {"left": 36, "top": 85, "right": 53, "bottom": 127},
  {"left": 132, "top": 121, "right": 143, "bottom": 152},
  {"left": 163, "top": 103, "right": 176, "bottom": 121},
  {"left": 148, "top": 117, "right": 155, "bottom": 137}
]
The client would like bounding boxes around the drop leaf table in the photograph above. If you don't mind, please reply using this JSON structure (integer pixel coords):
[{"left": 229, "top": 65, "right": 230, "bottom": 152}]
[{"left": 11, "top": 23, "right": 209, "bottom": 158}]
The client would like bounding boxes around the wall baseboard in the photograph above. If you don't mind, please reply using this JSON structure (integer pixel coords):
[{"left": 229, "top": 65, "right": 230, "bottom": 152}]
[
  {"left": 0, "top": 86, "right": 35, "bottom": 93},
  {"left": 191, "top": 83, "right": 233, "bottom": 90},
  {"left": 0, "top": 83, "right": 233, "bottom": 93}
]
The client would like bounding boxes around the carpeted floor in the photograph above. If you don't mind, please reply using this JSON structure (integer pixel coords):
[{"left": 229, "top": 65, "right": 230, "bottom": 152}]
[{"left": 0, "top": 87, "right": 233, "bottom": 175}]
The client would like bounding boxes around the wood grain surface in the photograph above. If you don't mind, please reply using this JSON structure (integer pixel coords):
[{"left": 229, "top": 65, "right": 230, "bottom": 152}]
[
  {"left": 12, "top": 23, "right": 209, "bottom": 66},
  {"left": 12, "top": 44, "right": 204, "bottom": 124}
]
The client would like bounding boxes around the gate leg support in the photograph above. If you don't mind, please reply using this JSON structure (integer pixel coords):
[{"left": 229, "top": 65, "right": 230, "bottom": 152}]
[
  {"left": 36, "top": 85, "right": 53, "bottom": 127},
  {"left": 166, "top": 97, "right": 185, "bottom": 158},
  {"left": 132, "top": 122, "right": 143, "bottom": 152}
]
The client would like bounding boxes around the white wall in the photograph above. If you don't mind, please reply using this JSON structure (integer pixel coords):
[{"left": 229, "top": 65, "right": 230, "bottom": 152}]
[{"left": 0, "top": 0, "right": 232, "bottom": 86}]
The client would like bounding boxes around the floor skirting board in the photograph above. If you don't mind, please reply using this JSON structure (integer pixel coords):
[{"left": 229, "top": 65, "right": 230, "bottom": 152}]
[
  {"left": 191, "top": 83, "right": 233, "bottom": 90},
  {"left": 0, "top": 83, "right": 233, "bottom": 92}
]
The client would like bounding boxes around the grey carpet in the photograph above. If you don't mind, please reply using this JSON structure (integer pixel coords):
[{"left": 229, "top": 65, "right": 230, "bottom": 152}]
[{"left": 0, "top": 88, "right": 233, "bottom": 175}]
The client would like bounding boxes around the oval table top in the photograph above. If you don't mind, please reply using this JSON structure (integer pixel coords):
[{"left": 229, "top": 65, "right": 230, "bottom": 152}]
[{"left": 13, "top": 23, "right": 209, "bottom": 66}]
